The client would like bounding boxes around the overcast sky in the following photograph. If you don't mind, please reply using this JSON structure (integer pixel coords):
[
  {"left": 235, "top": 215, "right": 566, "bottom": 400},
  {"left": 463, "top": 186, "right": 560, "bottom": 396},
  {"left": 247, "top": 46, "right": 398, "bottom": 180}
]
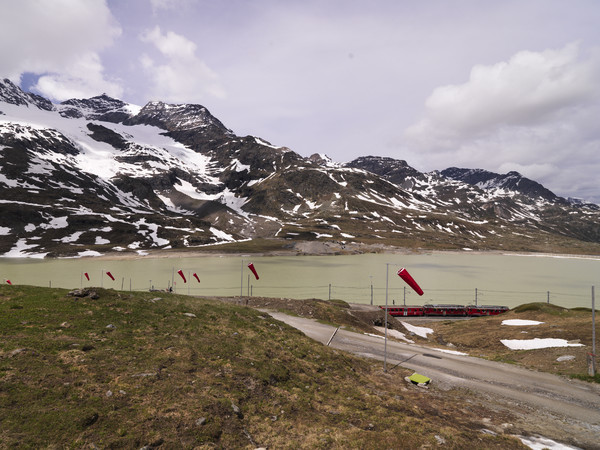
[{"left": 1, "top": 0, "right": 599, "bottom": 203}]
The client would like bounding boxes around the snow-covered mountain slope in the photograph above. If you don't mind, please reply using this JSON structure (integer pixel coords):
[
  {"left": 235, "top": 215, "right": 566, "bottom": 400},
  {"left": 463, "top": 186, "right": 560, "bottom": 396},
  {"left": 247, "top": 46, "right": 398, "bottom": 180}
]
[{"left": 1, "top": 78, "right": 599, "bottom": 257}]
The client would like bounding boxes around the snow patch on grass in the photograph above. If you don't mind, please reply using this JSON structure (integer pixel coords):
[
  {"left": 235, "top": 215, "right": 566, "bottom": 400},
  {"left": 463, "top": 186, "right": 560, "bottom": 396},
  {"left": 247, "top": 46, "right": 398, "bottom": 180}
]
[
  {"left": 400, "top": 321, "right": 433, "bottom": 338},
  {"left": 501, "top": 338, "right": 584, "bottom": 350},
  {"left": 502, "top": 319, "right": 544, "bottom": 326}
]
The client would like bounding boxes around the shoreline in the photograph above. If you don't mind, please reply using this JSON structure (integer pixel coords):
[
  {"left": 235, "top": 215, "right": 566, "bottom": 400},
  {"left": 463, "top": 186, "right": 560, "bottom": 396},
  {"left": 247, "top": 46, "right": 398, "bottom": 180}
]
[{"left": 66, "top": 241, "right": 600, "bottom": 262}]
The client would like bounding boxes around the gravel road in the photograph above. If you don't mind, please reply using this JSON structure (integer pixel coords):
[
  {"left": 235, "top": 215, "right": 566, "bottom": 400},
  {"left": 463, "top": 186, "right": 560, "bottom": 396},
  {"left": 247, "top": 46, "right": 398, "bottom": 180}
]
[{"left": 267, "top": 311, "right": 600, "bottom": 449}]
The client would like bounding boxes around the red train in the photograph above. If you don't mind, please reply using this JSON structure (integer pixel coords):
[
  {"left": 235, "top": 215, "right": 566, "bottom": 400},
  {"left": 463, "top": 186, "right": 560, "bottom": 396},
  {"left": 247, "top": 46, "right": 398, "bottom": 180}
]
[{"left": 379, "top": 304, "right": 509, "bottom": 317}]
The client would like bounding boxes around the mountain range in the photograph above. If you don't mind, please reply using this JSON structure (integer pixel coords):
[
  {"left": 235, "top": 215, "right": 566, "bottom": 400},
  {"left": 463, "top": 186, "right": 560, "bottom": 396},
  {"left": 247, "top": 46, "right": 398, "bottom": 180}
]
[{"left": 1, "top": 77, "right": 599, "bottom": 258}]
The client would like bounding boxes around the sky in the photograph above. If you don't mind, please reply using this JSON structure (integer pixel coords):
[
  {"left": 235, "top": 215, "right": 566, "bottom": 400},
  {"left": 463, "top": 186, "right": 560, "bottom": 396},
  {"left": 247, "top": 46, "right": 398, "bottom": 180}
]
[{"left": 1, "top": 0, "right": 600, "bottom": 203}]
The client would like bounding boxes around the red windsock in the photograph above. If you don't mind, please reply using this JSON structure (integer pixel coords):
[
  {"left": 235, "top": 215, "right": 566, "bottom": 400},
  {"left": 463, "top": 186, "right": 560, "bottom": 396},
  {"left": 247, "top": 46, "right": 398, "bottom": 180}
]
[
  {"left": 84, "top": 272, "right": 90, "bottom": 281},
  {"left": 6, "top": 279, "right": 12, "bottom": 285},
  {"left": 247, "top": 262, "right": 259, "bottom": 280},
  {"left": 177, "top": 269, "right": 187, "bottom": 283},
  {"left": 397, "top": 267, "right": 423, "bottom": 296},
  {"left": 193, "top": 272, "right": 200, "bottom": 283},
  {"left": 106, "top": 271, "right": 115, "bottom": 281}
]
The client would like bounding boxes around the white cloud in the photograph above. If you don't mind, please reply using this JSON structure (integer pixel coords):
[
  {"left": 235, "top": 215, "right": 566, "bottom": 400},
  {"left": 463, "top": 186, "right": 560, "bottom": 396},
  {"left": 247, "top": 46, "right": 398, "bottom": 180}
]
[
  {"left": 139, "top": 26, "right": 226, "bottom": 103},
  {"left": 404, "top": 43, "right": 600, "bottom": 202},
  {"left": 406, "top": 43, "right": 599, "bottom": 143},
  {"left": 33, "top": 52, "right": 123, "bottom": 101},
  {"left": 0, "top": 0, "right": 122, "bottom": 101}
]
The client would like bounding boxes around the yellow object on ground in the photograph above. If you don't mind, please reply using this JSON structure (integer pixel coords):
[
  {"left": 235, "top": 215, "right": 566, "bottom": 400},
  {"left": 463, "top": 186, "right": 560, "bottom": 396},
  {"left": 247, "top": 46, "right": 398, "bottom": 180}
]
[{"left": 408, "top": 373, "right": 431, "bottom": 384}]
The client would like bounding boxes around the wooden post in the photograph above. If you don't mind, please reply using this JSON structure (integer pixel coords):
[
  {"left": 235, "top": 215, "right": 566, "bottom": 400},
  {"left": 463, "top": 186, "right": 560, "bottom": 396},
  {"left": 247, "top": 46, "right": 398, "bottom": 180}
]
[{"left": 327, "top": 327, "right": 340, "bottom": 346}]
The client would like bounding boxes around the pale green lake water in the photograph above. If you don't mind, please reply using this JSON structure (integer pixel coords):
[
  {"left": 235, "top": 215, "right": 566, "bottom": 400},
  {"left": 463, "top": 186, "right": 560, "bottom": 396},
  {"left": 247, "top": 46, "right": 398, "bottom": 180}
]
[{"left": 0, "top": 252, "right": 598, "bottom": 309}]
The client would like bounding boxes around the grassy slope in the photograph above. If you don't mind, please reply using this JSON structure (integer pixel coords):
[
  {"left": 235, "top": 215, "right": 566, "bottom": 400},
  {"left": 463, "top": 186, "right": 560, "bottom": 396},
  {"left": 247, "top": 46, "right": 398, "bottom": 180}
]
[
  {"left": 417, "top": 303, "right": 599, "bottom": 382},
  {"left": 0, "top": 285, "right": 525, "bottom": 449}
]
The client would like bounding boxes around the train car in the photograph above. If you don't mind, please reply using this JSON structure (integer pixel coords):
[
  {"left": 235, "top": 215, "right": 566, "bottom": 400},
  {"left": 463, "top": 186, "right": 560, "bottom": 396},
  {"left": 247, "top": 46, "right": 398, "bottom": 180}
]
[
  {"left": 465, "top": 305, "right": 509, "bottom": 316},
  {"left": 422, "top": 304, "right": 467, "bottom": 316},
  {"left": 379, "top": 304, "right": 509, "bottom": 318},
  {"left": 379, "top": 305, "right": 424, "bottom": 316}
]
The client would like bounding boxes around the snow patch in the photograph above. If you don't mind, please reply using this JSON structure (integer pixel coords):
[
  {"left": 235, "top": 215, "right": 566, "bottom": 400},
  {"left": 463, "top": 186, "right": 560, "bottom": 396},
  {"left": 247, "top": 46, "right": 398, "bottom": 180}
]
[
  {"left": 210, "top": 227, "right": 234, "bottom": 242},
  {"left": 502, "top": 319, "right": 544, "bottom": 326},
  {"left": 373, "top": 326, "right": 414, "bottom": 343},
  {"left": 432, "top": 348, "right": 468, "bottom": 356},
  {"left": 501, "top": 338, "right": 584, "bottom": 350},
  {"left": 400, "top": 321, "right": 433, "bottom": 338},
  {"left": 517, "top": 434, "right": 581, "bottom": 450}
]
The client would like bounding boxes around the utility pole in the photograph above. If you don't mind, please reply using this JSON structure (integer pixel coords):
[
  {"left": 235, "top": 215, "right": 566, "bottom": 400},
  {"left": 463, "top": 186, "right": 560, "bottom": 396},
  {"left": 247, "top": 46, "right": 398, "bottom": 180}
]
[
  {"left": 475, "top": 288, "right": 478, "bottom": 306},
  {"left": 240, "top": 259, "right": 244, "bottom": 297},
  {"left": 403, "top": 286, "right": 406, "bottom": 306},
  {"left": 384, "top": 263, "right": 389, "bottom": 373},
  {"left": 590, "top": 286, "right": 596, "bottom": 376},
  {"left": 369, "top": 276, "right": 373, "bottom": 305}
]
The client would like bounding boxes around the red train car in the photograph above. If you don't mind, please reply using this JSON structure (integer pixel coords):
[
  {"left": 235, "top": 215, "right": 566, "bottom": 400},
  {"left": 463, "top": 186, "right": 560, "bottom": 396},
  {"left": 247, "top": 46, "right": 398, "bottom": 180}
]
[
  {"left": 423, "top": 304, "right": 467, "bottom": 316},
  {"left": 379, "top": 305, "right": 424, "bottom": 316},
  {"left": 379, "top": 304, "right": 509, "bottom": 318},
  {"left": 465, "top": 305, "right": 509, "bottom": 316}
]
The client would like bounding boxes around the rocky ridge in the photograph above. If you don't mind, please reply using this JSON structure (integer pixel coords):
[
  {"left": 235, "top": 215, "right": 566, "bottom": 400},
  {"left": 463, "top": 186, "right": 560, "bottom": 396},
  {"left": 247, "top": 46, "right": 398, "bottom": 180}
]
[{"left": 1, "top": 78, "right": 599, "bottom": 257}]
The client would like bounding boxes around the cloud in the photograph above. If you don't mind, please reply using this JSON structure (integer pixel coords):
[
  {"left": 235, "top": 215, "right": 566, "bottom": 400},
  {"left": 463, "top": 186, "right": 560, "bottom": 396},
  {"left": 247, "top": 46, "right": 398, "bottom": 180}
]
[
  {"left": 149, "top": 0, "right": 194, "bottom": 14},
  {"left": 139, "top": 26, "right": 226, "bottom": 103},
  {"left": 0, "top": 0, "right": 122, "bottom": 101},
  {"left": 406, "top": 43, "right": 599, "bottom": 143},
  {"left": 34, "top": 53, "right": 124, "bottom": 100},
  {"left": 404, "top": 43, "right": 600, "bottom": 202}
]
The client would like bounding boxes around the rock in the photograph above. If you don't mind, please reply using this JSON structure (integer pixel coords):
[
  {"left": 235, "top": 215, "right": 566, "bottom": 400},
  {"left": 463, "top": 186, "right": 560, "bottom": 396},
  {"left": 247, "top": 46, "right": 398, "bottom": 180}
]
[
  {"left": 231, "top": 402, "right": 243, "bottom": 418},
  {"left": 9, "top": 348, "right": 28, "bottom": 357},
  {"left": 67, "top": 289, "right": 99, "bottom": 299},
  {"left": 195, "top": 417, "right": 206, "bottom": 426},
  {"left": 68, "top": 289, "right": 89, "bottom": 298},
  {"left": 183, "top": 313, "right": 196, "bottom": 318},
  {"left": 106, "top": 324, "right": 116, "bottom": 330},
  {"left": 105, "top": 390, "right": 113, "bottom": 397},
  {"left": 557, "top": 355, "right": 576, "bottom": 362}
]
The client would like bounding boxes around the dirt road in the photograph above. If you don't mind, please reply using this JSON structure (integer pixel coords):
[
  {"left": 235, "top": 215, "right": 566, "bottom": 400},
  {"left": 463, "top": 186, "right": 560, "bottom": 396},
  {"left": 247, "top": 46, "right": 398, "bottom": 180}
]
[{"left": 267, "top": 311, "right": 600, "bottom": 449}]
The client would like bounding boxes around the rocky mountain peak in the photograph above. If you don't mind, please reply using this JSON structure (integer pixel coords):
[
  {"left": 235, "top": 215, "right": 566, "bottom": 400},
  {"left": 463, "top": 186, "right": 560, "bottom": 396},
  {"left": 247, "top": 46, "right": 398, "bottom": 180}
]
[
  {"left": 345, "top": 155, "right": 423, "bottom": 187},
  {"left": 441, "top": 167, "right": 558, "bottom": 202},
  {"left": 128, "top": 101, "right": 232, "bottom": 134},
  {"left": 58, "top": 94, "right": 136, "bottom": 123},
  {"left": 0, "top": 78, "right": 54, "bottom": 111}
]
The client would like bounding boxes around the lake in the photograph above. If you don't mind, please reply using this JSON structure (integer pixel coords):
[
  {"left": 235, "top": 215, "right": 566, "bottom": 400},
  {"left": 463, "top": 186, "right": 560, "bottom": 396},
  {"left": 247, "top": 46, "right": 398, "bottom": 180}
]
[{"left": 0, "top": 252, "right": 598, "bottom": 309}]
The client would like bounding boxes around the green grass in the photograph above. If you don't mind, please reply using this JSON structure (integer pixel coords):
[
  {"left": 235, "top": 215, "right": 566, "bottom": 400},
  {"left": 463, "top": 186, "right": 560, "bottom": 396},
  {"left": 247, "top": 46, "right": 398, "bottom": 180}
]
[
  {"left": 0, "top": 285, "right": 525, "bottom": 448},
  {"left": 570, "top": 373, "right": 600, "bottom": 384},
  {"left": 512, "top": 302, "right": 569, "bottom": 315}
]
